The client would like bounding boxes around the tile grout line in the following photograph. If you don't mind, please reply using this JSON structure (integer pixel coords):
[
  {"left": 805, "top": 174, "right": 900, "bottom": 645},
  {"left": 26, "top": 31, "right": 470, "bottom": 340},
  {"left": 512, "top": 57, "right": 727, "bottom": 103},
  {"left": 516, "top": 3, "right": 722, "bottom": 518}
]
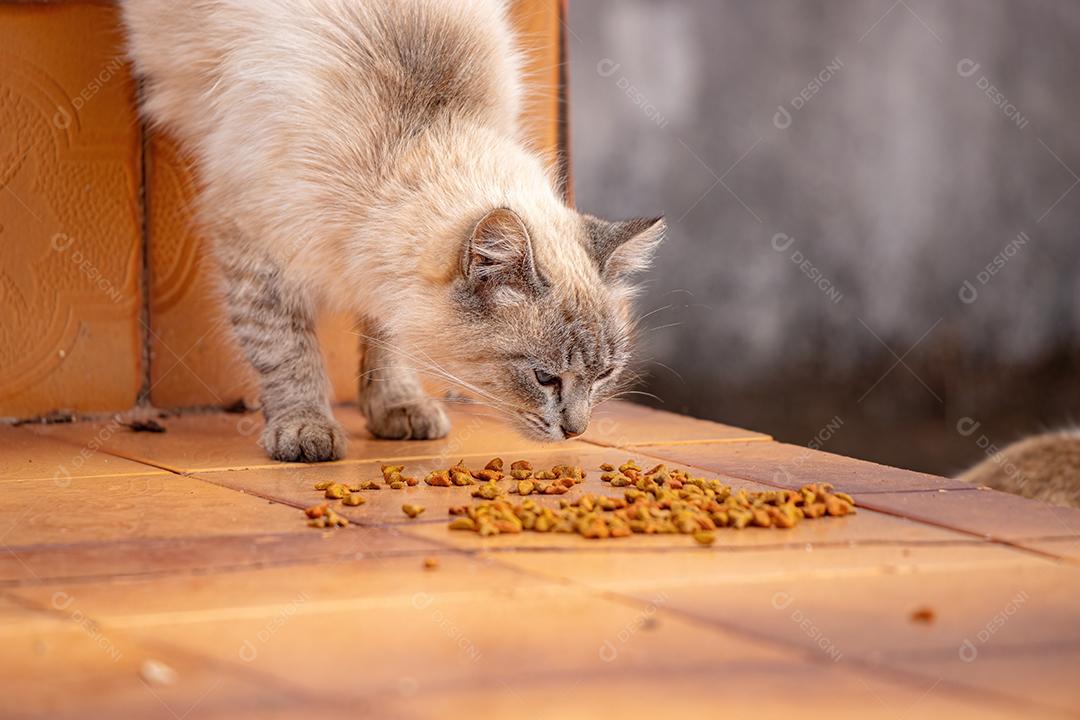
[
  {"left": 0, "top": 535, "right": 995, "bottom": 566},
  {"left": 853, "top": 497, "right": 1078, "bottom": 565},
  {"left": 135, "top": 99, "right": 154, "bottom": 405}
]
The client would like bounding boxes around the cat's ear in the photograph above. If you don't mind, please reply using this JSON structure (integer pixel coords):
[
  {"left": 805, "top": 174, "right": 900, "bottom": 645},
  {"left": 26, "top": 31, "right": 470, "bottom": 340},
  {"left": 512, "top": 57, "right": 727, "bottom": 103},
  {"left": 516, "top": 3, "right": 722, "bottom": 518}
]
[
  {"left": 462, "top": 207, "right": 545, "bottom": 300},
  {"left": 583, "top": 215, "right": 666, "bottom": 281}
]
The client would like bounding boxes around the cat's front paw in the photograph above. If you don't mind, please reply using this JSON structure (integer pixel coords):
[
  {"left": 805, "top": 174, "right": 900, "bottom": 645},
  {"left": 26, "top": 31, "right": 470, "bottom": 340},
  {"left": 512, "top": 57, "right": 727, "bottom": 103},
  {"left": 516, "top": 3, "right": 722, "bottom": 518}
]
[
  {"left": 365, "top": 399, "right": 450, "bottom": 440},
  {"left": 261, "top": 411, "right": 347, "bottom": 462}
]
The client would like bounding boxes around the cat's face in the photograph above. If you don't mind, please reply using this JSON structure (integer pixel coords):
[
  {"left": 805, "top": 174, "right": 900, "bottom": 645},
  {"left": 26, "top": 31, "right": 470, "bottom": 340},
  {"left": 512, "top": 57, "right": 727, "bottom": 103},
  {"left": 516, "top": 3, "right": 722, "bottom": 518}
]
[{"left": 446, "top": 207, "right": 664, "bottom": 441}]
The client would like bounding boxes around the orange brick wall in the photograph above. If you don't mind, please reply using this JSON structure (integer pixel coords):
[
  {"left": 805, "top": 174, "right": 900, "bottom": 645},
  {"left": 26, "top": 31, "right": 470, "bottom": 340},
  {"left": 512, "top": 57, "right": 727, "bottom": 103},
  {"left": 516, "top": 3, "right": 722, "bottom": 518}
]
[
  {"left": 0, "top": 3, "right": 143, "bottom": 418},
  {"left": 0, "top": 0, "right": 568, "bottom": 419}
]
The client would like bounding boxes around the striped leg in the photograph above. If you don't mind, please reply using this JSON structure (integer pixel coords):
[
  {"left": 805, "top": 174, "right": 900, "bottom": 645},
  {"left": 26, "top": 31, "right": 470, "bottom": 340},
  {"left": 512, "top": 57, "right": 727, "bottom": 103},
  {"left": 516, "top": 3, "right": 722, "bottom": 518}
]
[{"left": 219, "top": 250, "right": 346, "bottom": 462}]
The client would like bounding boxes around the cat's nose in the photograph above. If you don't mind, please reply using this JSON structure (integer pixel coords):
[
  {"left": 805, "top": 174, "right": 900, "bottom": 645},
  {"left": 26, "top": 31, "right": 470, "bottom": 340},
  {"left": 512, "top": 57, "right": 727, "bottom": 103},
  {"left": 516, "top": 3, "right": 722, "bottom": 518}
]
[
  {"left": 560, "top": 424, "right": 584, "bottom": 439},
  {"left": 560, "top": 392, "right": 590, "bottom": 438},
  {"left": 560, "top": 410, "right": 589, "bottom": 438}
]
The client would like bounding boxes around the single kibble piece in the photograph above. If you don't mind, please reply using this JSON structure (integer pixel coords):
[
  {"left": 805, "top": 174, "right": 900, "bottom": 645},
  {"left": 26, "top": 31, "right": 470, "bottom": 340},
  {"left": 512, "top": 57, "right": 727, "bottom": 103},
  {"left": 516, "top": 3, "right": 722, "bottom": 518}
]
[
  {"left": 693, "top": 531, "right": 716, "bottom": 546},
  {"left": 342, "top": 494, "right": 366, "bottom": 506},
  {"left": 313, "top": 480, "right": 334, "bottom": 491},
  {"left": 422, "top": 557, "right": 439, "bottom": 571},
  {"left": 451, "top": 470, "right": 475, "bottom": 486},
  {"left": 304, "top": 503, "right": 329, "bottom": 519},
  {"left": 600, "top": 463, "right": 615, "bottom": 472},
  {"left": 485, "top": 458, "right": 504, "bottom": 472},
  {"left": 324, "top": 483, "right": 348, "bottom": 499},
  {"left": 425, "top": 470, "right": 452, "bottom": 487},
  {"left": 402, "top": 503, "right": 426, "bottom": 518},
  {"left": 472, "top": 482, "right": 504, "bottom": 500}
]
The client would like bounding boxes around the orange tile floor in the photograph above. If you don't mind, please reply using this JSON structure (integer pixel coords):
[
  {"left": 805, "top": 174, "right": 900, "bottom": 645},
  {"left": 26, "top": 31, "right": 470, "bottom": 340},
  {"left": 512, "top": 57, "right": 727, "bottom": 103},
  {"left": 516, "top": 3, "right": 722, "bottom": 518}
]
[{"left": 1, "top": 401, "right": 1079, "bottom": 718}]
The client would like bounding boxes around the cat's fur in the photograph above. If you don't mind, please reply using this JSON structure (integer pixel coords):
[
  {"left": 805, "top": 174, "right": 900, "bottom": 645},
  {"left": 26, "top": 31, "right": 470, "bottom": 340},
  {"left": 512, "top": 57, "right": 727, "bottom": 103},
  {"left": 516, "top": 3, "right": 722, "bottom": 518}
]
[
  {"left": 121, "top": 0, "right": 664, "bottom": 461},
  {"left": 958, "top": 430, "right": 1080, "bottom": 509}
]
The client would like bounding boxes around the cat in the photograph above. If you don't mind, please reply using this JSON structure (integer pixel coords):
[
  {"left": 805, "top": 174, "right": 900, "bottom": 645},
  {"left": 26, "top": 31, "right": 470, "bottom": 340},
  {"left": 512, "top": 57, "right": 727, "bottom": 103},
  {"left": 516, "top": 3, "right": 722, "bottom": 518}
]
[
  {"left": 120, "top": 0, "right": 664, "bottom": 462},
  {"left": 958, "top": 430, "right": 1080, "bottom": 509}
]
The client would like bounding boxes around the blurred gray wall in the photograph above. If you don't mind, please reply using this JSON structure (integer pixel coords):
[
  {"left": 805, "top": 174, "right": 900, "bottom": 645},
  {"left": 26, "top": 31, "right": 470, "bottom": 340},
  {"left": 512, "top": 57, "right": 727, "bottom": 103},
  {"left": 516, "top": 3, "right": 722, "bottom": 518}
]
[{"left": 568, "top": 0, "right": 1080, "bottom": 474}]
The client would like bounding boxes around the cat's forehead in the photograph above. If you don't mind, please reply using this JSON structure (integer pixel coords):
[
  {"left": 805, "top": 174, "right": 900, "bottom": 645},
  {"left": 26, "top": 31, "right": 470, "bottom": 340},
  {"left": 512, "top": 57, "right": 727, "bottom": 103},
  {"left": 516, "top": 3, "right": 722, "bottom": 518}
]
[{"left": 539, "top": 288, "right": 627, "bottom": 369}]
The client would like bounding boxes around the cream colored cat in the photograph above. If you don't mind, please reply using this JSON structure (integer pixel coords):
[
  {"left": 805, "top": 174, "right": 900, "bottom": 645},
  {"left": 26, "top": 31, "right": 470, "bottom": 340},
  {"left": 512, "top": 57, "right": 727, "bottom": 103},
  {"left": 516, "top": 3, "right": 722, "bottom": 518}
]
[{"left": 121, "top": 0, "right": 664, "bottom": 461}]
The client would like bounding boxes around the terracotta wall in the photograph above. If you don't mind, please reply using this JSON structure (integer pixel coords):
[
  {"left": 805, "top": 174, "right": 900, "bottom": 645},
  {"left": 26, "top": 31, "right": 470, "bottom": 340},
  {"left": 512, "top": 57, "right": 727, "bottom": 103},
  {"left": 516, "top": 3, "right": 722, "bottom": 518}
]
[{"left": 0, "top": 0, "right": 568, "bottom": 420}]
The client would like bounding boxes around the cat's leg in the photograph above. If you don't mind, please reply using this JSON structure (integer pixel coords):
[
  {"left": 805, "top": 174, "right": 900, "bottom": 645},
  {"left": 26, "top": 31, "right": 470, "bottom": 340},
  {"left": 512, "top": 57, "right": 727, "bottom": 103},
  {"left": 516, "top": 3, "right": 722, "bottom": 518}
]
[
  {"left": 358, "top": 322, "right": 450, "bottom": 440},
  {"left": 219, "top": 249, "right": 346, "bottom": 462}
]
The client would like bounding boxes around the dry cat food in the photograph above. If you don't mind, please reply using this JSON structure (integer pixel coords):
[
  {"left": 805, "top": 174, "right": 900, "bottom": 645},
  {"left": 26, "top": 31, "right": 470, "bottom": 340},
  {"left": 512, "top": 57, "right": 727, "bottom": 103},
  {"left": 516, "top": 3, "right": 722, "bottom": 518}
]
[
  {"left": 303, "top": 457, "right": 855, "bottom": 542},
  {"left": 302, "top": 458, "right": 519, "bottom": 528},
  {"left": 447, "top": 461, "right": 855, "bottom": 541},
  {"left": 401, "top": 503, "right": 426, "bottom": 518},
  {"left": 304, "top": 503, "right": 349, "bottom": 528},
  {"left": 424, "top": 458, "right": 506, "bottom": 487}
]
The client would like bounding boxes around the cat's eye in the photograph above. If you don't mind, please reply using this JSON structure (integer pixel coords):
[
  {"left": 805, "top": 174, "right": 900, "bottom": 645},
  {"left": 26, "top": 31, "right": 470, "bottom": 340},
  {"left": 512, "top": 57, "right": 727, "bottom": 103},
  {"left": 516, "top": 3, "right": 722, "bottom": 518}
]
[{"left": 534, "top": 369, "right": 559, "bottom": 387}]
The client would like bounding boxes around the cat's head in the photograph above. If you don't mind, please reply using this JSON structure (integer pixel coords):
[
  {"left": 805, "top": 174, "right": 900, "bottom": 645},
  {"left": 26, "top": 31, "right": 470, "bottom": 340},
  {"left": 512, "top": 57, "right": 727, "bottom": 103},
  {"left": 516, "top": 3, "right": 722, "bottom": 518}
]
[{"left": 442, "top": 206, "right": 665, "bottom": 441}]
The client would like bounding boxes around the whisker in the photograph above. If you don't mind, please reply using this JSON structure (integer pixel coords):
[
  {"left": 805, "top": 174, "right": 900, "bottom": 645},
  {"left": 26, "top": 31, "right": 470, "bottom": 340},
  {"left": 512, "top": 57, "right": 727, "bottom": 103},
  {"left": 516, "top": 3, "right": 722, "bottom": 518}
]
[
  {"left": 352, "top": 332, "right": 532, "bottom": 416},
  {"left": 645, "top": 359, "right": 684, "bottom": 384},
  {"left": 641, "top": 321, "right": 684, "bottom": 335},
  {"left": 609, "top": 389, "right": 665, "bottom": 404},
  {"left": 635, "top": 304, "right": 676, "bottom": 324}
]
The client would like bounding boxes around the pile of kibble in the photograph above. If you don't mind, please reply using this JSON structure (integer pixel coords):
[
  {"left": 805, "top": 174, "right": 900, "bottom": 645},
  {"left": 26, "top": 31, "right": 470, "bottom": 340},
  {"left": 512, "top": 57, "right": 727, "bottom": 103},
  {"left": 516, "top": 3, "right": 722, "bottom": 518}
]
[{"left": 302, "top": 457, "right": 855, "bottom": 544}]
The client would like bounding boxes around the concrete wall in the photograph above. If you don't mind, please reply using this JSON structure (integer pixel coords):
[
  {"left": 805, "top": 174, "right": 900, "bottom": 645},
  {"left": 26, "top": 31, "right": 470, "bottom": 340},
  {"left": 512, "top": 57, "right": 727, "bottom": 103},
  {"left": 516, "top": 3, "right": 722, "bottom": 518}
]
[{"left": 568, "top": 0, "right": 1080, "bottom": 474}]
